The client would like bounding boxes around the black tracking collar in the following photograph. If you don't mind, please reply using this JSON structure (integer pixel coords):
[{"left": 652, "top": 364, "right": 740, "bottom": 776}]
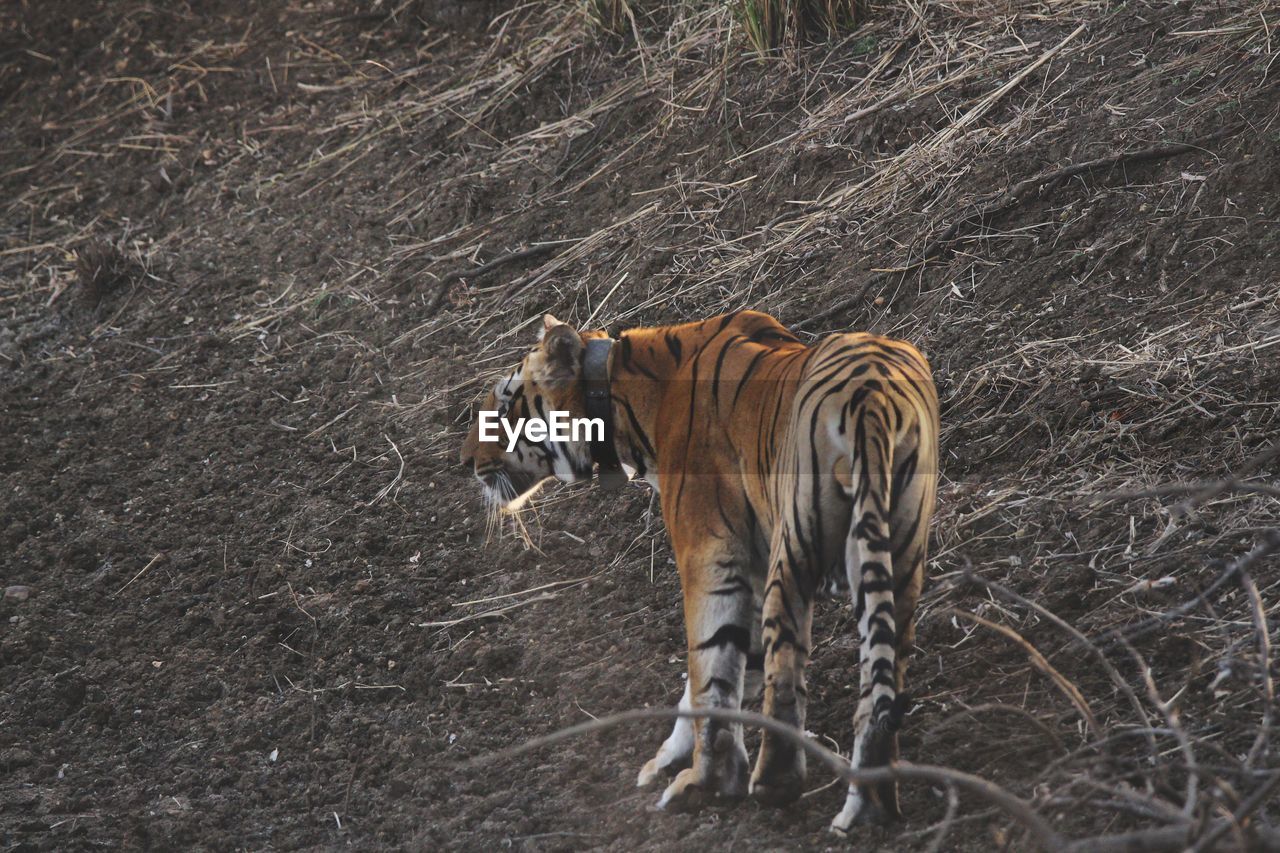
[{"left": 582, "top": 337, "right": 628, "bottom": 490}]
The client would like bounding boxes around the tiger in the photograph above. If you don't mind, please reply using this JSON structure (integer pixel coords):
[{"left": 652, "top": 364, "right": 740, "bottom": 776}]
[{"left": 459, "top": 310, "right": 938, "bottom": 833}]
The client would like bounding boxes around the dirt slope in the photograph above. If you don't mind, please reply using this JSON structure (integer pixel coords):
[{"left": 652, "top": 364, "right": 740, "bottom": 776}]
[{"left": 2, "top": 0, "right": 1278, "bottom": 850}]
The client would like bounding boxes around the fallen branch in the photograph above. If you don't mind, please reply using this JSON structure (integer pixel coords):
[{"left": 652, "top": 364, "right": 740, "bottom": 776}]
[
  {"left": 930, "top": 23, "right": 1088, "bottom": 150},
  {"left": 462, "top": 704, "right": 1280, "bottom": 849},
  {"left": 462, "top": 705, "right": 1065, "bottom": 850},
  {"left": 1189, "top": 770, "right": 1280, "bottom": 853},
  {"left": 1114, "top": 635, "right": 1200, "bottom": 820},
  {"left": 1092, "top": 443, "right": 1280, "bottom": 510},
  {"left": 1240, "top": 567, "right": 1275, "bottom": 770},
  {"left": 450, "top": 576, "right": 588, "bottom": 608},
  {"left": 1094, "top": 479, "right": 1280, "bottom": 504},
  {"left": 426, "top": 244, "right": 557, "bottom": 313},
  {"left": 1175, "top": 442, "right": 1280, "bottom": 515},
  {"left": 962, "top": 570, "right": 1157, "bottom": 761},
  {"left": 955, "top": 609, "right": 1099, "bottom": 734},
  {"left": 923, "top": 780, "right": 960, "bottom": 853},
  {"left": 1068, "top": 816, "right": 1280, "bottom": 853},
  {"left": 1112, "top": 529, "right": 1280, "bottom": 644},
  {"left": 923, "top": 702, "right": 1066, "bottom": 755}
]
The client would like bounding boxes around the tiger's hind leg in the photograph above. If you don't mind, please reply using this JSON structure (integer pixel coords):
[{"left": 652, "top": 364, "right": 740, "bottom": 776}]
[
  {"left": 832, "top": 416, "right": 932, "bottom": 833},
  {"left": 749, "top": 531, "right": 814, "bottom": 806},
  {"left": 832, "top": 575, "right": 920, "bottom": 832}
]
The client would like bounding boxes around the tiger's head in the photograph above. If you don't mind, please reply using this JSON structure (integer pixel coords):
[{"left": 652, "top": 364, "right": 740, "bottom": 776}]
[{"left": 460, "top": 314, "right": 596, "bottom": 510}]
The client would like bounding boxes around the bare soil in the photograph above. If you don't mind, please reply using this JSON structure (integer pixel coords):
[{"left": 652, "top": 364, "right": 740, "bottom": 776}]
[{"left": 2, "top": 1, "right": 1278, "bottom": 850}]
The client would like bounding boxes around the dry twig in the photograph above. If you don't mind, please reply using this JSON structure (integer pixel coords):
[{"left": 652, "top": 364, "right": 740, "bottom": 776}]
[{"left": 426, "top": 244, "right": 558, "bottom": 313}]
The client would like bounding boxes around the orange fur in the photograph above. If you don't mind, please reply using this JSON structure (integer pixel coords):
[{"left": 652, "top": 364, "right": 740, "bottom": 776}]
[{"left": 462, "top": 310, "right": 938, "bottom": 828}]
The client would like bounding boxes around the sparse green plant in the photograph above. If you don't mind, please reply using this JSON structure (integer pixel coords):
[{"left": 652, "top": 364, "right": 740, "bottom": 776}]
[
  {"left": 584, "top": 0, "right": 633, "bottom": 35},
  {"left": 738, "top": 0, "right": 862, "bottom": 54},
  {"left": 849, "top": 32, "right": 877, "bottom": 56}
]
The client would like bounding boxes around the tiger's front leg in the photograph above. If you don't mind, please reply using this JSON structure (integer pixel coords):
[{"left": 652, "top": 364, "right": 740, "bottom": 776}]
[
  {"left": 636, "top": 679, "right": 694, "bottom": 787},
  {"left": 653, "top": 547, "right": 755, "bottom": 811},
  {"left": 750, "top": 539, "right": 813, "bottom": 805},
  {"left": 638, "top": 608, "right": 765, "bottom": 789}
]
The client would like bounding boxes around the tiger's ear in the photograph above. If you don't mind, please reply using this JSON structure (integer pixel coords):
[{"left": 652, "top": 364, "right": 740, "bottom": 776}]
[
  {"left": 535, "top": 321, "right": 582, "bottom": 389},
  {"left": 537, "top": 313, "right": 563, "bottom": 342}
]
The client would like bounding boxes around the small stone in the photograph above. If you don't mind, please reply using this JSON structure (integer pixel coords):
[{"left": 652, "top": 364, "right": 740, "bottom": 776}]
[{"left": 4, "top": 585, "right": 32, "bottom": 603}]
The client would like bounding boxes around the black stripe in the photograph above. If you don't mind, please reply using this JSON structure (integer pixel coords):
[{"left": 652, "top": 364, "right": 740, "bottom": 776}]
[
  {"left": 782, "top": 533, "right": 814, "bottom": 606},
  {"left": 894, "top": 562, "right": 921, "bottom": 598},
  {"left": 711, "top": 335, "right": 746, "bottom": 410},
  {"left": 744, "top": 501, "right": 762, "bottom": 560},
  {"left": 731, "top": 348, "right": 769, "bottom": 407},
  {"left": 716, "top": 498, "right": 745, "bottom": 541},
  {"left": 696, "top": 624, "right": 751, "bottom": 653},
  {"left": 762, "top": 573, "right": 793, "bottom": 627},
  {"left": 807, "top": 404, "right": 825, "bottom": 566},
  {"left": 769, "top": 624, "right": 809, "bottom": 656},
  {"left": 892, "top": 513, "right": 922, "bottom": 568},
  {"left": 891, "top": 450, "right": 919, "bottom": 511},
  {"left": 617, "top": 398, "right": 656, "bottom": 458},
  {"left": 750, "top": 326, "right": 800, "bottom": 343},
  {"left": 710, "top": 575, "right": 754, "bottom": 597},
  {"left": 619, "top": 335, "right": 659, "bottom": 380},
  {"left": 704, "top": 676, "right": 735, "bottom": 696},
  {"left": 674, "top": 352, "right": 700, "bottom": 508},
  {"left": 665, "top": 333, "right": 683, "bottom": 362}
]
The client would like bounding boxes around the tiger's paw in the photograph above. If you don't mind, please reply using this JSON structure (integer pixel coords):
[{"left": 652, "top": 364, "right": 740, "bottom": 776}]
[
  {"left": 830, "top": 797, "right": 874, "bottom": 835},
  {"left": 656, "top": 767, "right": 712, "bottom": 812},
  {"left": 637, "top": 752, "right": 688, "bottom": 788},
  {"left": 830, "top": 787, "right": 895, "bottom": 835},
  {"left": 637, "top": 729, "right": 695, "bottom": 788},
  {"left": 655, "top": 734, "right": 748, "bottom": 810},
  {"left": 748, "top": 739, "right": 806, "bottom": 806},
  {"left": 656, "top": 766, "right": 748, "bottom": 811},
  {"left": 747, "top": 774, "right": 803, "bottom": 807}
]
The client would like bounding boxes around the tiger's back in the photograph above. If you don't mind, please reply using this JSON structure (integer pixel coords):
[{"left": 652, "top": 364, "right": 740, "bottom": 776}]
[{"left": 688, "top": 322, "right": 939, "bottom": 598}]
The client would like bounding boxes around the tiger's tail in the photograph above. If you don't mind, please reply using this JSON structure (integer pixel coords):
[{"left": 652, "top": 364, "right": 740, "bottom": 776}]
[{"left": 845, "top": 391, "right": 902, "bottom": 808}]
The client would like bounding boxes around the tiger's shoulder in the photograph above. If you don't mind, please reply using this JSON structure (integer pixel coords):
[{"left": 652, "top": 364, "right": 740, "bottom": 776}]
[{"left": 717, "top": 310, "right": 802, "bottom": 344}]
